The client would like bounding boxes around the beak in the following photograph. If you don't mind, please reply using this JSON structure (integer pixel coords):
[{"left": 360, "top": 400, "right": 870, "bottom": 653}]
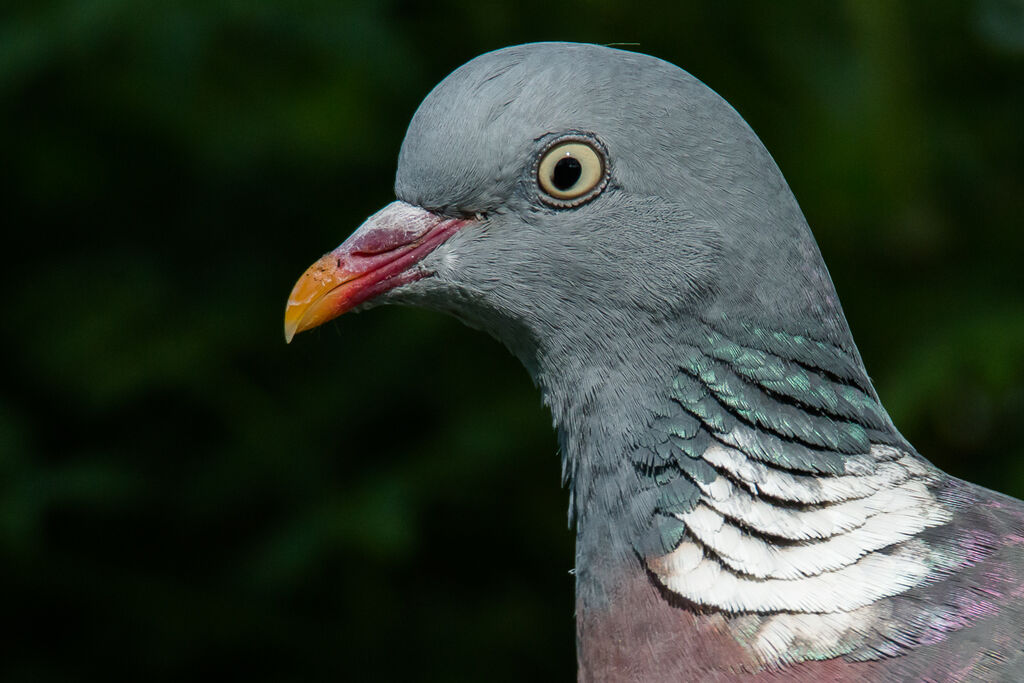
[{"left": 284, "top": 201, "right": 470, "bottom": 342}]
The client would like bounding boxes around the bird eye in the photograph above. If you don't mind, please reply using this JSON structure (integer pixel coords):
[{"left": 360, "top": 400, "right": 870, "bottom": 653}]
[{"left": 536, "top": 138, "right": 607, "bottom": 207}]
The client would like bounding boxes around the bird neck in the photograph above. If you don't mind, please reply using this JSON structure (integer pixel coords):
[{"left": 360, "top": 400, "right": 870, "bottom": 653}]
[{"left": 531, "top": 313, "right": 954, "bottom": 669}]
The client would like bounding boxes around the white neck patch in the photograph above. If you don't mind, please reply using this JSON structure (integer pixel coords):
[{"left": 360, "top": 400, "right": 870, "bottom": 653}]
[{"left": 647, "top": 439, "right": 951, "bottom": 616}]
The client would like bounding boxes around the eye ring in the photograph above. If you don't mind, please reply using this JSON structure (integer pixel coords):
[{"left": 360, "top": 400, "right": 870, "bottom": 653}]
[{"left": 535, "top": 134, "right": 608, "bottom": 208}]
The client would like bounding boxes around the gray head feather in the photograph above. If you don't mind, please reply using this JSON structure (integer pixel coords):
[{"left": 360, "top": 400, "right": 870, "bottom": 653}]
[
  {"left": 391, "top": 42, "right": 860, "bottom": 389},
  {"left": 397, "top": 43, "right": 853, "bottom": 339}
]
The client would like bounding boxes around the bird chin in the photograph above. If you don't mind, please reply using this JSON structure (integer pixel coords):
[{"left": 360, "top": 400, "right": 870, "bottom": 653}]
[{"left": 354, "top": 270, "right": 439, "bottom": 311}]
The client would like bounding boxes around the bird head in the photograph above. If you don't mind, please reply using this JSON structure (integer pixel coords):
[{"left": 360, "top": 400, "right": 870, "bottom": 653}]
[{"left": 285, "top": 42, "right": 853, "bottom": 382}]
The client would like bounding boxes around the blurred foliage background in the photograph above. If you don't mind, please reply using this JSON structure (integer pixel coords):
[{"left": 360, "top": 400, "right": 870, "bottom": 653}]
[{"left": 2, "top": 1, "right": 1023, "bottom": 680}]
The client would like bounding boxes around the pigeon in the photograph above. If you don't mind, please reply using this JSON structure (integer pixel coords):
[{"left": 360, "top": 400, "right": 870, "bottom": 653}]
[{"left": 284, "top": 43, "right": 1024, "bottom": 681}]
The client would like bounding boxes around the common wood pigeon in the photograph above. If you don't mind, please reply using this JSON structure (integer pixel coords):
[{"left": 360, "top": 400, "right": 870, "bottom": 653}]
[{"left": 284, "top": 42, "right": 1024, "bottom": 681}]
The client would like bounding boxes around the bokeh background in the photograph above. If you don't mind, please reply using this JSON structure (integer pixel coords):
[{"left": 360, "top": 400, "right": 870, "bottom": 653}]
[{"left": 3, "top": 1, "right": 1024, "bottom": 680}]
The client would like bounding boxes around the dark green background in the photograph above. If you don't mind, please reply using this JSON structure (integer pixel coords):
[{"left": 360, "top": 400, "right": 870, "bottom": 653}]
[{"left": 3, "top": 1, "right": 1023, "bottom": 680}]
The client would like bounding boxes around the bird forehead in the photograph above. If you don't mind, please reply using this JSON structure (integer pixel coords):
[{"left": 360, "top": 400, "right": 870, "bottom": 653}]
[{"left": 394, "top": 42, "right": 703, "bottom": 211}]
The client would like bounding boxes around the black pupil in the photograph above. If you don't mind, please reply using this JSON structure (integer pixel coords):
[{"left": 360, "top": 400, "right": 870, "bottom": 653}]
[{"left": 551, "top": 156, "right": 583, "bottom": 191}]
